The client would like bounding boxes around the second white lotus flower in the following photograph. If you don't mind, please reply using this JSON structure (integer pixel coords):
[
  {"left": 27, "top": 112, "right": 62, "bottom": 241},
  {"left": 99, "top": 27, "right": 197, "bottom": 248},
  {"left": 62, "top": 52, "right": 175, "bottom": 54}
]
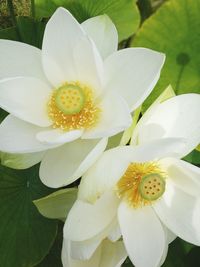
[
  {"left": 0, "top": 8, "right": 165, "bottom": 187},
  {"left": 64, "top": 94, "right": 200, "bottom": 267}
]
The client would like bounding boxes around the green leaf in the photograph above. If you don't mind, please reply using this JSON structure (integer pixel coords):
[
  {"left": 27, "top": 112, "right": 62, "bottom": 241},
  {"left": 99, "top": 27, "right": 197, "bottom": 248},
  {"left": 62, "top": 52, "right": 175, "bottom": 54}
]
[
  {"left": 0, "top": 108, "right": 8, "bottom": 123},
  {"left": 122, "top": 258, "right": 134, "bottom": 266},
  {"left": 34, "top": 188, "right": 78, "bottom": 221},
  {"left": 132, "top": 0, "right": 200, "bottom": 111},
  {"left": 162, "top": 238, "right": 194, "bottom": 267},
  {"left": 36, "top": 222, "right": 63, "bottom": 267},
  {"left": 35, "top": 0, "right": 140, "bottom": 41},
  {"left": 196, "top": 144, "right": 200, "bottom": 152},
  {"left": 185, "top": 247, "right": 200, "bottom": 266},
  {"left": 17, "top": 16, "right": 46, "bottom": 48},
  {"left": 0, "top": 164, "right": 57, "bottom": 267},
  {"left": 0, "top": 27, "right": 19, "bottom": 40},
  {"left": 183, "top": 150, "right": 200, "bottom": 165}
]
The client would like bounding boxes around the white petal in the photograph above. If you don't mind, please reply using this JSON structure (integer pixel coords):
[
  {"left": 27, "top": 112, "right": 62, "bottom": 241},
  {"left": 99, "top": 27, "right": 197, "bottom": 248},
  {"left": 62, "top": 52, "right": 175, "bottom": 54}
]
[
  {"left": 79, "top": 146, "right": 130, "bottom": 202},
  {"left": 0, "top": 77, "right": 52, "bottom": 127},
  {"left": 118, "top": 202, "right": 166, "bottom": 267},
  {"left": 79, "top": 138, "right": 187, "bottom": 202},
  {"left": 153, "top": 181, "right": 200, "bottom": 245},
  {"left": 0, "top": 115, "right": 56, "bottom": 153},
  {"left": 134, "top": 94, "right": 200, "bottom": 157},
  {"left": 82, "top": 15, "right": 118, "bottom": 60},
  {"left": 42, "top": 7, "right": 85, "bottom": 85},
  {"left": 73, "top": 36, "right": 104, "bottom": 96},
  {"left": 162, "top": 224, "right": 177, "bottom": 244},
  {"left": 82, "top": 91, "right": 132, "bottom": 139},
  {"left": 64, "top": 192, "right": 119, "bottom": 242},
  {"left": 70, "top": 217, "right": 119, "bottom": 261},
  {"left": 0, "top": 40, "right": 46, "bottom": 81},
  {"left": 42, "top": 7, "right": 104, "bottom": 93},
  {"left": 0, "top": 151, "right": 45, "bottom": 169},
  {"left": 107, "top": 220, "right": 121, "bottom": 242},
  {"left": 40, "top": 138, "right": 107, "bottom": 188},
  {"left": 70, "top": 238, "right": 102, "bottom": 260},
  {"left": 99, "top": 240, "right": 127, "bottom": 267},
  {"left": 104, "top": 48, "right": 165, "bottom": 111},
  {"left": 159, "top": 243, "right": 169, "bottom": 267},
  {"left": 160, "top": 157, "right": 200, "bottom": 197},
  {"left": 62, "top": 239, "right": 101, "bottom": 267},
  {"left": 37, "top": 129, "right": 83, "bottom": 145}
]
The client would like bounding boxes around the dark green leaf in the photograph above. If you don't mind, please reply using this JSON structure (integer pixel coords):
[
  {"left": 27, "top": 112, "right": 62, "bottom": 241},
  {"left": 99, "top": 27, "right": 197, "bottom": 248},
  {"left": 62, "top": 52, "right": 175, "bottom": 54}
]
[
  {"left": 122, "top": 258, "right": 134, "bottom": 266},
  {"left": 185, "top": 247, "right": 200, "bottom": 266},
  {"left": 162, "top": 238, "right": 194, "bottom": 267},
  {"left": 17, "top": 16, "right": 46, "bottom": 48},
  {"left": 0, "top": 164, "right": 57, "bottom": 267},
  {"left": 0, "top": 108, "right": 8, "bottom": 123},
  {"left": 183, "top": 150, "right": 200, "bottom": 166},
  {"left": 132, "top": 0, "right": 200, "bottom": 111},
  {"left": 35, "top": 0, "right": 140, "bottom": 41},
  {"left": 0, "top": 26, "right": 19, "bottom": 40},
  {"left": 36, "top": 222, "right": 63, "bottom": 267}
]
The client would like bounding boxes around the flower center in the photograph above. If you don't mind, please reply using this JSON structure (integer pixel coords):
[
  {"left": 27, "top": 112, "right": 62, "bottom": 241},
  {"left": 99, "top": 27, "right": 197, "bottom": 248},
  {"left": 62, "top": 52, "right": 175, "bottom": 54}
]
[
  {"left": 116, "top": 162, "right": 166, "bottom": 208},
  {"left": 48, "top": 82, "right": 101, "bottom": 131},
  {"left": 55, "top": 84, "right": 85, "bottom": 115}
]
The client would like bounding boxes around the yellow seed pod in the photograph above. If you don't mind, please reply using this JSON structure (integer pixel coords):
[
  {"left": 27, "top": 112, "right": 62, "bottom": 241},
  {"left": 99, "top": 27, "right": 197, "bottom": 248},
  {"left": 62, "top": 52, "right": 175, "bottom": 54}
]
[
  {"left": 139, "top": 173, "right": 165, "bottom": 201},
  {"left": 55, "top": 84, "right": 86, "bottom": 115}
]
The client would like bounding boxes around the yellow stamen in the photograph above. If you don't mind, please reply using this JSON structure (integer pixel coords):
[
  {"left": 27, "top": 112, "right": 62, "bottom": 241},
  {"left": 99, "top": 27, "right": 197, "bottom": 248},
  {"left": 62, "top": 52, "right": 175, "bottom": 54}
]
[
  {"left": 116, "top": 162, "right": 166, "bottom": 208},
  {"left": 48, "top": 82, "right": 101, "bottom": 131}
]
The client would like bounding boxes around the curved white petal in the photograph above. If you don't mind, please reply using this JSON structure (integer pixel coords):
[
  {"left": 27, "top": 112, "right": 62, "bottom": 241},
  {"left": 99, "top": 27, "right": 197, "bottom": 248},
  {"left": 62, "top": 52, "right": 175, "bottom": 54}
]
[
  {"left": 70, "top": 238, "right": 102, "bottom": 260},
  {"left": 0, "top": 151, "right": 45, "bottom": 169},
  {"left": 159, "top": 243, "right": 169, "bottom": 267},
  {"left": 62, "top": 239, "right": 101, "bottom": 267},
  {"left": 153, "top": 181, "right": 200, "bottom": 245},
  {"left": 79, "top": 146, "right": 130, "bottom": 202},
  {"left": 99, "top": 239, "right": 127, "bottom": 267},
  {"left": 118, "top": 203, "right": 166, "bottom": 267},
  {"left": 162, "top": 224, "right": 177, "bottom": 244},
  {"left": 73, "top": 36, "right": 104, "bottom": 96},
  {"left": 62, "top": 238, "right": 126, "bottom": 267},
  {"left": 104, "top": 48, "right": 165, "bottom": 111},
  {"left": 82, "top": 15, "right": 118, "bottom": 60},
  {"left": 42, "top": 7, "right": 104, "bottom": 93},
  {"left": 0, "top": 115, "right": 56, "bottom": 153},
  {"left": 70, "top": 217, "right": 119, "bottom": 261},
  {"left": 160, "top": 157, "right": 200, "bottom": 198},
  {"left": 107, "top": 220, "right": 121, "bottom": 242},
  {"left": 40, "top": 138, "right": 107, "bottom": 188},
  {"left": 0, "top": 77, "right": 52, "bottom": 127},
  {"left": 79, "top": 138, "right": 187, "bottom": 202},
  {"left": 64, "top": 192, "right": 119, "bottom": 242},
  {"left": 82, "top": 91, "right": 132, "bottom": 139},
  {"left": 37, "top": 129, "right": 83, "bottom": 145},
  {"left": 42, "top": 7, "right": 85, "bottom": 85},
  {"left": 0, "top": 40, "right": 46, "bottom": 81},
  {"left": 134, "top": 94, "right": 200, "bottom": 158}
]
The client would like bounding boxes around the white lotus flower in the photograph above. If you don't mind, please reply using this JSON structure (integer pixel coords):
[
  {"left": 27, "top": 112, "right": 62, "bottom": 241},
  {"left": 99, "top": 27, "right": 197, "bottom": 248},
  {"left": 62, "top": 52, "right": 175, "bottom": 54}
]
[
  {"left": 64, "top": 94, "right": 200, "bottom": 267},
  {"left": 0, "top": 8, "right": 165, "bottom": 187},
  {"left": 62, "top": 238, "right": 127, "bottom": 267}
]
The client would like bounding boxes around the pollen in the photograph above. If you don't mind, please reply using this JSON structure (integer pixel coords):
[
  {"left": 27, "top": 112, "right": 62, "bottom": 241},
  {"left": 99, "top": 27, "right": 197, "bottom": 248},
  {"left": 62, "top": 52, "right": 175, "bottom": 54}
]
[
  {"left": 48, "top": 82, "right": 101, "bottom": 131},
  {"left": 116, "top": 162, "right": 166, "bottom": 208}
]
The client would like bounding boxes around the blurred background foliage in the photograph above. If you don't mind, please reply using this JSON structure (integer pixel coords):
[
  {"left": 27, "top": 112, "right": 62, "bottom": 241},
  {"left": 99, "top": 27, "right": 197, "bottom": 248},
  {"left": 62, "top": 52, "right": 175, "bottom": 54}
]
[{"left": 0, "top": 0, "right": 200, "bottom": 266}]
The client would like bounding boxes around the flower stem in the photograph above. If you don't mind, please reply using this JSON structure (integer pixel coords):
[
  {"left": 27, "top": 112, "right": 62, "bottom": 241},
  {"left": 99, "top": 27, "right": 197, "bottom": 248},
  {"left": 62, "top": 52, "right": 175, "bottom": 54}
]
[{"left": 120, "top": 106, "right": 141, "bottom": 146}]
